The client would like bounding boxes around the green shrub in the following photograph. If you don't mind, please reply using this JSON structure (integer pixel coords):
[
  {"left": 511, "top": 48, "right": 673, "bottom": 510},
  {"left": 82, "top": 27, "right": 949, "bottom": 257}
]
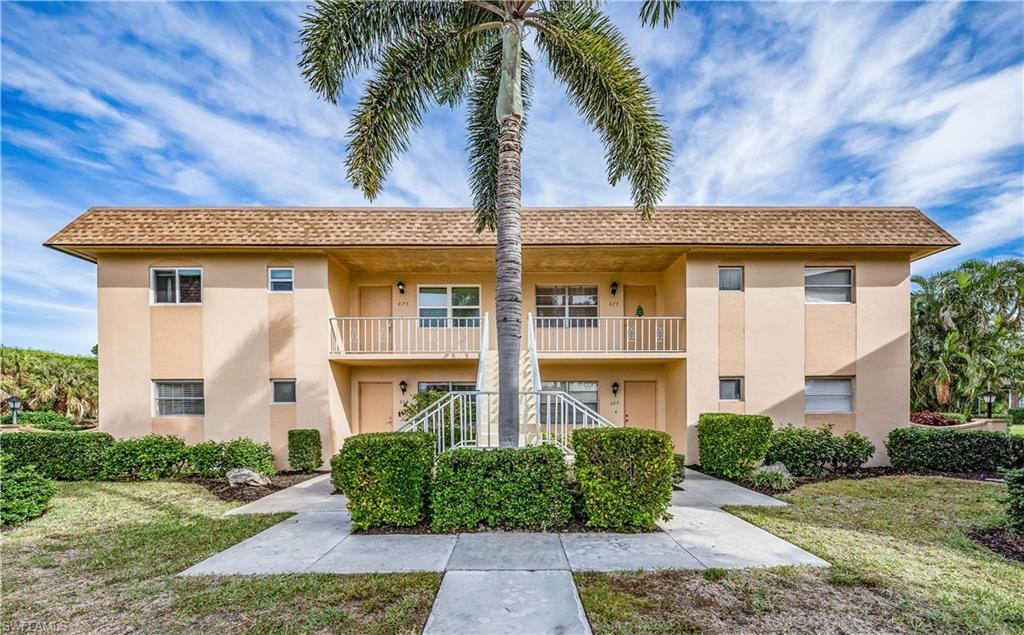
[
  {"left": 103, "top": 435, "right": 188, "bottom": 480},
  {"left": 765, "top": 426, "right": 875, "bottom": 476},
  {"left": 673, "top": 453, "right": 686, "bottom": 483},
  {"left": 886, "top": 427, "right": 1020, "bottom": 472},
  {"left": 1005, "top": 469, "right": 1024, "bottom": 534},
  {"left": 1, "top": 411, "right": 78, "bottom": 431},
  {"left": 431, "top": 445, "right": 572, "bottom": 532},
  {"left": 288, "top": 429, "right": 322, "bottom": 472},
  {"left": 0, "top": 453, "right": 56, "bottom": 526},
  {"left": 331, "top": 432, "right": 434, "bottom": 529},
  {"left": 187, "top": 441, "right": 227, "bottom": 478},
  {"left": 746, "top": 468, "right": 795, "bottom": 491},
  {"left": 221, "top": 438, "right": 276, "bottom": 476},
  {"left": 1009, "top": 408, "right": 1024, "bottom": 427},
  {"left": 573, "top": 428, "right": 674, "bottom": 531},
  {"left": 940, "top": 412, "right": 971, "bottom": 424},
  {"left": 1, "top": 432, "right": 114, "bottom": 480},
  {"left": 696, "top": 413, "right": 773, "bottom": 479},
  {"left": 833, "top": 431, "right": 875, "bottom": 472}
]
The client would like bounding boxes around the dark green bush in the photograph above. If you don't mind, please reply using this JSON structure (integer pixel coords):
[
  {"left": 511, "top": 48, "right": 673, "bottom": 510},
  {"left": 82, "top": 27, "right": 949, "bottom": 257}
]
[
  {"left": 696, "top": 413, "right": 773, "bottom": 479},
  {"left": 1009, "top": 408, "right": 1024, "bottom": 427},
  {"left": 886, "top": 427, "right": 1020, "bottom": 472},
  {"left": 1, "top": 411, "right": 78, "bottom": 431},
  {"left": 221, "top": 438, "right": 276, "bottom": 476},
  {"left": 331, "top": 432, "right": 434, "bottom": 529},
  {"left": 288, "top": 429, "right": 322, "bottom": 472},
  {"left": 1005, "top": 469, "right": 1024, "bottom": 534},
  {"left": 673, "top": 453, "right": 686, "bottom": 483},
  {"left": 0, "top": 453, "right": 56, "bottom": 526},
  {"left": 103, "top": 435, "right": 188, "bottom": 480},
  {"left": 573, "top": 428, "right": 674, "bottom": 530},
  {"left": 833, "top": 431, "right": 875, "bottom": 472},
  {"left": 431, "top": 445, "right": 572, "bottom": 532},
  {"left": 765, "top": 426, "right": 875, "bottom": 476},
  {"left": 940, "top": 412, "right": 971, "bottom": 424},
  {"left": 187, "top": 441, "right": 227, "bottom": 478},
  {"left": 1, "top": 432, "right": 114, "bottom": 480}
]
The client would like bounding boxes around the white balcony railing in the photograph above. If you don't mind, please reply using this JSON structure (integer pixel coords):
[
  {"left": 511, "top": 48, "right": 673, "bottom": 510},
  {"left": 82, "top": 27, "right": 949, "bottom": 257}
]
[
  {"left": 531, "top": 316, "right": 685, "bottom": 353},
  {"left": 330, "top": 316, "right": 484, "bottom": 355}
]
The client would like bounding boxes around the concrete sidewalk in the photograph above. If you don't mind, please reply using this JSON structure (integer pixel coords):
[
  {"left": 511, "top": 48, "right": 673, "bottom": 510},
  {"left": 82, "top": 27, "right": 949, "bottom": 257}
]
[{"left": 224, "top": 473, "right": 346, "bottom": 515}]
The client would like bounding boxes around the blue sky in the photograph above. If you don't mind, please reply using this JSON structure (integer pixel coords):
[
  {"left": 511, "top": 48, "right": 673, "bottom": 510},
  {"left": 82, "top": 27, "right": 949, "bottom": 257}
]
[{"left": 2, "top": 1, "right": 1022, "bottom": 355}]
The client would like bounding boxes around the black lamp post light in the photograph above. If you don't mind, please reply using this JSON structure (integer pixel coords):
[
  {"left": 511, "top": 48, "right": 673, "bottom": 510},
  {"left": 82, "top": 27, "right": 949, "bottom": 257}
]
[
  {"left": 981, "top": 390, "right": 997, "bottom": 419},
  {"left": 4, "top": 395, "right": 24, "bottom": 426}
]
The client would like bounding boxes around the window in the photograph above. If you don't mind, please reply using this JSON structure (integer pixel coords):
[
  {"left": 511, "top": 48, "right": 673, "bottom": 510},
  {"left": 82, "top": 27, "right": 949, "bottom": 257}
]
[
  {"left": 719, "top": 267, "right": 743, "bottom": 291},
  {"left": 418, "top": 286, "right": 481, "bottom": 327},
  {"left": 272, "top": 379, "right": 296, "bottom": 403},
  {"left": 268, "top": 268, "right": 294, "bottom": 292},
  {"left": 719, "top": 377, "right": 743, "bottom": 401},
  {"left": 805, "top": 377, "right": 853, "bottom": 413},
  {"left": 417, "top": 382, "right": 476, "bottom": 394},
  {"left": 541, "top": 381, "right": 599, "bottom": 423},
  {"left": 151, "top": 268, "right": 202, "bottom": 304},
  {"left": 154, "top": 381, "right": 204, "bottom": 416},
  {"left": 535, "top": 285, "right": 598, "bottom": 326},
  {"left": 805, "top": 267, "right": 853, "bottom": 303}
]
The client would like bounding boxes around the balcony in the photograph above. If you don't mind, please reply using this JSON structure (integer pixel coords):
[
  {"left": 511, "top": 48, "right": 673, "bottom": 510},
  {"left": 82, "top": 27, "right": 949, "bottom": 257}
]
[
  {"left": 329, "top": 316, "right": 483, "bottom": 357},
  {"left": 531, "top": 316, "right": 685, "bottom": 355}
]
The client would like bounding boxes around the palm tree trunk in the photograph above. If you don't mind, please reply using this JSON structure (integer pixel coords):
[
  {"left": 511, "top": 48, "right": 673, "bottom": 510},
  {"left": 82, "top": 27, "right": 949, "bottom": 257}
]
[{"left": 495, "top": 23, "right": 524, "bottom": 448}]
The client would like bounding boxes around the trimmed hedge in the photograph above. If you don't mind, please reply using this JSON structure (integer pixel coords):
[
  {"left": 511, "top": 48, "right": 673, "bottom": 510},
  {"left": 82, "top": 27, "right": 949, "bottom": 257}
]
[
  {"left": 696, "top": 413, "right": 773, "bottom": 479},
  {"left": 1, "top": 411, "right": 78, "bottom": 431},
  {"left": 331, "top": 432, "right": 434, "bottom": 529},
  {"left": 573, "top": 428, "right": 674, "bottom": 530},
  {"left": 431, "top": 445, "right": 572, "bottom": 532},
  {"left": 288, "top": 429, "right": 322, "bottom": 472},
  {"left": 886, "top": 427, "right": 1023, "bottom": 472},
  {"left": 764, "top": 426, "right": 875, "bottom": 476},
  {"left": 673, "top": 453, "right": 686, "bottom": 483},
  {"left": 1, "top": 431, "right": 114, "bottom": 480},
  {"left": 1010, "top": 408, "right": 1024, "bottom": 427},
  {"left": 1006, "top": 469, "right": 1024, "bottom": 534},
  {"left": 103, "top": 435, "right": 189, "bottom": 480},
  {"left": 184, "top": 438, "right": 276, "bottom": 477},
  {"left": 0, "top": 453, "right": 56, "bottom": 526}
]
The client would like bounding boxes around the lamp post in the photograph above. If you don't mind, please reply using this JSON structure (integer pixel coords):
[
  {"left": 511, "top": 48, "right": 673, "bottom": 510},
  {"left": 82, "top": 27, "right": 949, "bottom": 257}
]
[
  {"left": 4, "top": 395, "right": 23, "bottom": 426},
  {"left": 981, "top": 390, "right": 997, "bottom": 419}
]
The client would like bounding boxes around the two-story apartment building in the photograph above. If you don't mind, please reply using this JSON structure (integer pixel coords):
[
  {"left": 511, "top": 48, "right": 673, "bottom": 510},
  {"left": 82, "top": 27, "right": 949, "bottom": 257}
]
[{"left": 46, "top": 206, "right": 957, "bottom": 466}]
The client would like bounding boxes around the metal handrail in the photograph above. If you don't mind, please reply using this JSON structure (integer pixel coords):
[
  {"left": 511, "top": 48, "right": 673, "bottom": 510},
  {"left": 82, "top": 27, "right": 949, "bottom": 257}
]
[
  {"left": 532, "top": 315, "right": 685, "bottom": 353},
  {"left": 329, "top": 316, "right": 482, "bottom": 354},
  {"left": 526, "top": 312, "right": 541, "bottom": 390},
  {"left": 475, "top": 313, "right": 490, "bottom": 390}
]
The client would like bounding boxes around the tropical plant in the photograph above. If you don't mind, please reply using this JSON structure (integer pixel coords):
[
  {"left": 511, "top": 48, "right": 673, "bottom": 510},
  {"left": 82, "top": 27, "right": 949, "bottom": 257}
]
[
  {"left": 911, "top": 259, "right": 1024, "bottom": 414},
  {"left": 0, "top": 347, "right": 98, "bottom": 422},
  {"left": 299, "top": 0, "right": 676, "bottom": 446}
]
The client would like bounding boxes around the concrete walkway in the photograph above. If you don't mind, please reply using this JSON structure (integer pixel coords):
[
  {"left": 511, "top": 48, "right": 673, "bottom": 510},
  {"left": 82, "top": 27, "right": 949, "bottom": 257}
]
[{"left": 183, "top": 469, "right": 826, "bottom": 634}]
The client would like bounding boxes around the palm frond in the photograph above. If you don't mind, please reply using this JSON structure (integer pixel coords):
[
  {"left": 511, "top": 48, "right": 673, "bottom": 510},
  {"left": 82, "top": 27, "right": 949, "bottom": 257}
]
[
  {"left": 466, "top": 40, "right": 534, "bottom": 231},
  {"left": 345, "top": 24, "right": 495, "bottom": 198},
  {"left": 535, "top": 2, "right": 672, "bottom": 218},
  {"left": 638, "top": 0, "right": 681, "bottom": 28},
  {"left": 299, "top": 0, "right": 466, "bottom": 104}
]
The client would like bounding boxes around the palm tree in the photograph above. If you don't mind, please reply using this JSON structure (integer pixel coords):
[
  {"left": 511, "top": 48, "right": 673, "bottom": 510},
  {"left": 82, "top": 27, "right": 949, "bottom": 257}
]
[{"left": 300, "top": 0, "right": 676, "bottom": 446}]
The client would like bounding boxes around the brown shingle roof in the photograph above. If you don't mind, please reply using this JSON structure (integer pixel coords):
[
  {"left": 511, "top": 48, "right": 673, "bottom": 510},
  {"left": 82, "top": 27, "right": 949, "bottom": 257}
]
[{"left": 45, "top": 206, "right": 958, "bottom": 253}]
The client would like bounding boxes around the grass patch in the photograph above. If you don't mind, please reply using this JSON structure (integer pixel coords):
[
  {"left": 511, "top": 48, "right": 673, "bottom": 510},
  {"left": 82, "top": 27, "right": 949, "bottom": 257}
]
[
  {"left": 0, "top": 481, "right": 440, "bottom": 634},
  {"left": 576, "top": 476, "right": 1024, "bottom": 634},
  {"left": 1010, "top": 424, "right": 1023, "bottom": 437}
]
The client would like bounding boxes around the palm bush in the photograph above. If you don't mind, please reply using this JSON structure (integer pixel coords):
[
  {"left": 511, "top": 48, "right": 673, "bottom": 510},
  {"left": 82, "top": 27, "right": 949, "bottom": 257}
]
[{"left": 1, "top": 346, "right": 98, "bottom": 422}]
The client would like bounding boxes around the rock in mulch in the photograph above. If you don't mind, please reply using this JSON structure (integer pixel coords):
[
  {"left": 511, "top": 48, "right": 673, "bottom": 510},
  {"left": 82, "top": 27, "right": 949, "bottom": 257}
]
[
  {"left": 754, "top": 462, "right": 792, "bottom": 477},
  {"left": 227, "top": 468, "right": 272, "bottom": 487}
]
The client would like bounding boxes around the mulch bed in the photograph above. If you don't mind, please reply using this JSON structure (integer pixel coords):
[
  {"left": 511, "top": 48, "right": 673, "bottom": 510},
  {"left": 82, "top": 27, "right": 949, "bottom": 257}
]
[
  {"left": 184, "top": 471, "right": 322, "bottom": 503},
  {"left": 969, "top": 527, "right": 1024, "bottom": 563}
]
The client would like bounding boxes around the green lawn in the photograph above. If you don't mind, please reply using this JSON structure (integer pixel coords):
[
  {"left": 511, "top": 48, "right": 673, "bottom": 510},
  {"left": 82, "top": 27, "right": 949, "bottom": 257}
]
[
  {"left": 0, "top": 482, "right": 440, "bottom": 634},
  {"left": 1010, "top": 424, "right": 1023, "bottom": 437},
  {"left": 576, "top": 476, "right": 1023, "bottom": 635}
]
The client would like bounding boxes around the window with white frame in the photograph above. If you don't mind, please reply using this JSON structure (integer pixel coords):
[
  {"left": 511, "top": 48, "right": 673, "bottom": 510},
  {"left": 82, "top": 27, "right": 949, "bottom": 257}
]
[
  {"left": 805, "top": 267, "right": 854, "bottom": 303},
  {"left": 719, "top": 377, "right": 743, "bottom": 401},
  {"left": 417, "top": 381, "right": 475, "bottom": 394},
  {"left": 535, "top": 285, "right": 598, "bottom": 327},
  {"left": 541, "top": 380, "right": 599, "bottom": 424},
  {"left": 151, "top": 268, "right": 202, "bottom": 304},
  {"left": 718, "top": 267, "right": 743, "bottom": 291},
  {"left": 154, "top": 381, "right": 204, "bottom": 416},
  {"left": 805, "top": 377, "right": 854, "bottom": 413},
  {"left": 268, "top": 268, "right": 294, "bottom": 292},
  {"left": 417, "top": 286, "right": 480, "bottom": 327},
  {"left": 272, "top": 379, "right": 296, "bottom": 403}
]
